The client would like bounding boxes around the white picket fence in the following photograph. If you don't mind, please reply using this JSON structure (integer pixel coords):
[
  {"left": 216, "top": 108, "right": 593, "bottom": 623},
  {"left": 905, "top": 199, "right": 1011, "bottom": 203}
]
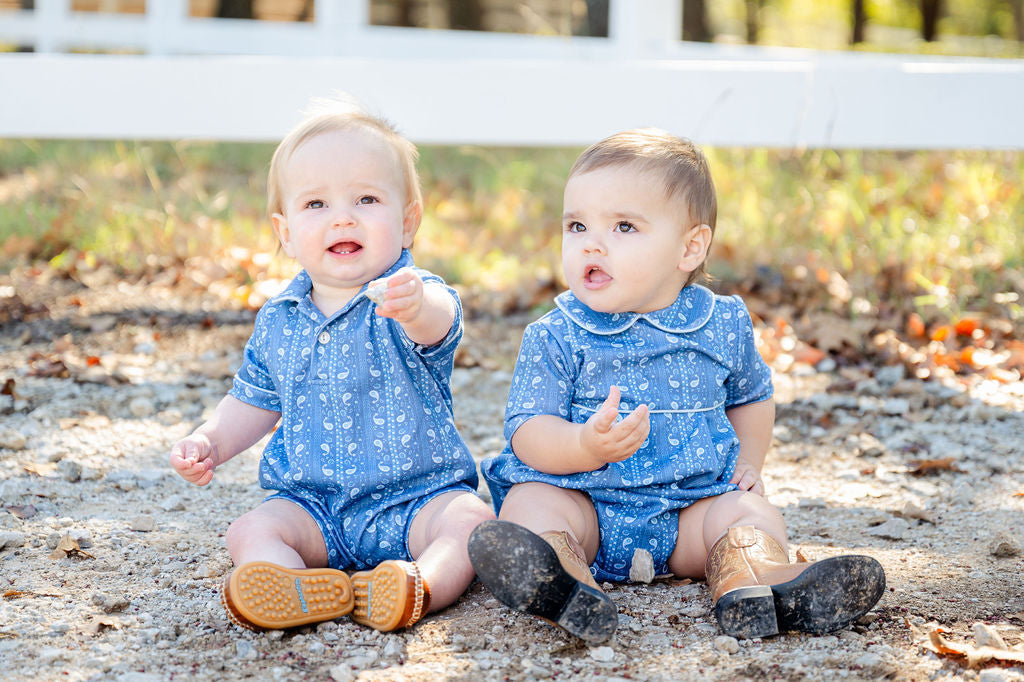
[{"left": 1, "top": 0, "right": 1023, "bottom": 148}]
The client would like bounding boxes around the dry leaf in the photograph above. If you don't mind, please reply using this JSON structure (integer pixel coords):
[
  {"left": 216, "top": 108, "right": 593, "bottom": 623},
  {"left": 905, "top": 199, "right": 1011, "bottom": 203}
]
[
  {"left": 3, "top": 589, "right": 59, "bottom": 599},
  {"left": 0, "top": 378, "right": 17, "bottom": 398},
  {"left": 49, "top": 535, "right": 95, "bottom": 560},
  {"left": 87, "top": 616, "right": 123, "bottom": 635},
  {"left": 1014, "top": 490, "right": 1024, "bottom": 498},
  {"left": 908, "top": 457, "right": 960, "bottom": 475},
  {"left": 5, "top": 504, "right": 36, "bottom": 519},
  {"left": 0, "top": 631, "right": 15, "bottom": 639},
  {"left": 926, "top": 627, "right": 1024, "bottom": 668},
  {"left": 21, "top": 462, "right": 55, "bottom": 477},
  {"left": 795, "top": 548, "right": 811, "bottom": 563}
]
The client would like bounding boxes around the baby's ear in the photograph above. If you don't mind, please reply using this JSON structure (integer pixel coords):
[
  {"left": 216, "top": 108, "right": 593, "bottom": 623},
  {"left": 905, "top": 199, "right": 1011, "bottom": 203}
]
[
  {"left": 402, "top": 201, "right": 423, "bottom": 248},
  {"left": 678, "top": 223, "right": 713, "bottom": 274},
  {"left": 272, "top": 213, "right": 295, "bottom": 257}
]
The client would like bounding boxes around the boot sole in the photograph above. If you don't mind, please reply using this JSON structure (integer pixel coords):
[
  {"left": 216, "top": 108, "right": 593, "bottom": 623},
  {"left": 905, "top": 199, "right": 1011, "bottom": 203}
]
[
  {"left": 772, "top": 555, "right": 886, "bottom": 635},
  {"left": 714, "top": 585, "right": 779, "bottom": 639},
  {"left": 222, "top": 561, "right": 353, "bottom": 631},
  {"left": 351, "top": 561, "right": 413, "bottom": 631},
  {"left": 468, "top": 520, "right": 618, "bottom": 643}
]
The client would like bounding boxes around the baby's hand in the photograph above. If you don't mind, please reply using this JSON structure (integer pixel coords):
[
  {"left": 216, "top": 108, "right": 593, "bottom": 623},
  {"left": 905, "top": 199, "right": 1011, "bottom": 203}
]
[
  {"left": 369, "top": 267, "right": 424, "bottom": 323},
  {"left": 169, "top": 433, "right": 218, "bottom": 486},
  {"left": 730, "top": 457, "right": 765, "bottom": 496},
  {"left": 580, "top": 386, "right": 650, "bottom": 465}
]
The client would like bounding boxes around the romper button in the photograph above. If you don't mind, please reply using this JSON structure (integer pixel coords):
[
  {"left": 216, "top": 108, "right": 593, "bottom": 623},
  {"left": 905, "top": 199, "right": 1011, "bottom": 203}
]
[{"left": 318, "top": 331, "right": 331, "bottom": 344}]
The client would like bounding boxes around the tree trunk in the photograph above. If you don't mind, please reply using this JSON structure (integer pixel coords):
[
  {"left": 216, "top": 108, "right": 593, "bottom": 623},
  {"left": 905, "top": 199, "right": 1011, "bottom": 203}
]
[
  {"left": 682, "top": 0, "right": 712, "bottom": 42},
  {"left": 392, "top": 0, "right": 416, "bottom": 28},
  {"left": 216, "top": 0, "right": 254, "bottom": 20},
  {"left": 1012, "top": 0, "right": 1024, "bottom": 42},
  {"left": 448, "top": 0, "right": 484, "bottom": 31},
  {"left": 745, "top": 0, "right": 761, "bottom": 44},
  {"left": 851, "top": 0, "right": 866, "bottom": 44},
  {"left": 921, "top": 0, "right": 942, "bottom": 41},
  {"left": 583, "top": 0, "right": 609, "bottom": 37}
]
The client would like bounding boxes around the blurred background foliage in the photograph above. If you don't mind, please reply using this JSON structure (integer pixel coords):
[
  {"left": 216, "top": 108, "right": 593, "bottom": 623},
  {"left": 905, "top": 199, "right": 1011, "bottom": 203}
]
[{"left": 0, "top": 138, "right": 1020, "bottom": 328}]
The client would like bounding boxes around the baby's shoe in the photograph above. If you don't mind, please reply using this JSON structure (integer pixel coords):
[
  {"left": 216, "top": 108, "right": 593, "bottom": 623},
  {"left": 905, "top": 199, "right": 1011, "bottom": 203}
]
[
  {"left": 467, "top": 520, "right": 618, "bottom": 643},
  {"left": 221, "top": 561, "right": 353, "bottom": 631},
  {"left": 350, "top": 560, "right": 430, "bottom": 631},
  {"left": 706, "top": 525, "right": 886, "bottom": 639}
]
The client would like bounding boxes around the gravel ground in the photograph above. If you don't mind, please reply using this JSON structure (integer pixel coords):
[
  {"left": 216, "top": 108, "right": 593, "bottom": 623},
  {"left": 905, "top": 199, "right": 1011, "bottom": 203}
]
[{"left": 1, "top": 269, "right": 1023, "bottom": 682}]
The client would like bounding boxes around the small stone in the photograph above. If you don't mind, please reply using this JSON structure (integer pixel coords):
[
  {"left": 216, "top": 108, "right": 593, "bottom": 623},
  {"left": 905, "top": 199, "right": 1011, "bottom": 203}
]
[
  {"left": 0, "top": 531, "right": 26, "bottom": 551},
  {"left": 972, "top": 622, "right": 1008, "bottom": 649},
  {"left": 989, "top": 532, "right": 1021, "bottom": 558},
  {"left": 365, "top": 281, "right": 388, "bottom": 305},
  {"left": 0, "top": 427, "right": 28, "bottom": 450},
  {"left": 713, "top": 635, "right": 740, "bottom": 654},
  {"left": 159, "top": 495, "right": 186, "bottom": 512},
  {"left": 91, "top": 592, "right": 131, "bottom": 613},
  {"left": 681, "top": 602, "right": 705, "bottom": 618},
  {"left": 798, "top": 497, "right": 828, "bottom": 509},
  {"left": 521, "top": 657, "right": 551, "bottom": 678},
  {"left": 380, "top": 636, "right": 406, "bottom": 662},
  {"left": 979, "top": 670, "right": 1013, "bottom": 682},
  {"left": 589, "top": 646, "right": 615, "bottom": 662},
  {"left": 898, "top": 500, "right": 934, "bottom": 523},
  {"left": 68, "top": 528, "right": 93, "bottom": 548},
  {"left": 483, "top": 598, "right": 501, "bottom": 609},
  {"left": 329, "top": 666, "right": 355, "bottom": 682},
  {"left": 881, "top": 398, "right": 910, "bottom": 415},
  {"left": 128, "top": 397, "right": 156, "bottom": 418},
  {"left": 235, "top": 640, "right": 257, "bottom": 660},
  {"left": 853, "top": 652, "right": 882, "bottom": 668},
  {"left": 58, "top": 460, "right": 82, "bottom": 482},
  {"left": 130, "top": 516, "right": 157, "bottom": 532},
  {"left": 867, "top": 517, "right": 910, "bottom": 540},
  {"left": 628, "top": 548, "right": 655, "bottom": 583},
  {"left": 266, "top": 630, "right": 285, "bottom": 642}
]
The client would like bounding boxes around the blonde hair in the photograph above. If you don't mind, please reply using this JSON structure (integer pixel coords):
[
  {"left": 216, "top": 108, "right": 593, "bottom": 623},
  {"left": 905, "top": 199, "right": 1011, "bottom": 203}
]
[
  {"left": 267, "top": 98, "right": 422, "bottom": 219},
  {"left": 568, "top": 128, "right": 717, "bottom": 284}
]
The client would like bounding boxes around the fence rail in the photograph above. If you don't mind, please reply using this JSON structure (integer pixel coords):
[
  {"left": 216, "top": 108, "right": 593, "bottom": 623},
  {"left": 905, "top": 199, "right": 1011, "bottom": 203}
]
[{"left": 2, "top": 0, "right": 1023, "bottom": 149}]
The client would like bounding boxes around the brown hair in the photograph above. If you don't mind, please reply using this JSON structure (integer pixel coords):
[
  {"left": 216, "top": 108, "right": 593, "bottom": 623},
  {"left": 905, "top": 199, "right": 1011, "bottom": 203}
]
[
  {"left": 568, "top": 128, "right": 717, "bottom": 284},
  {"left": 267, "top": 101, "right": 421, "bottom": 220}
]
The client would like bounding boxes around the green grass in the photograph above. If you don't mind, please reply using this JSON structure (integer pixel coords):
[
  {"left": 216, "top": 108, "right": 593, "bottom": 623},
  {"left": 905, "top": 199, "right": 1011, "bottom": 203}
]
[{"left": 1, "top": 139, "right": 1021, "bottom": 324}]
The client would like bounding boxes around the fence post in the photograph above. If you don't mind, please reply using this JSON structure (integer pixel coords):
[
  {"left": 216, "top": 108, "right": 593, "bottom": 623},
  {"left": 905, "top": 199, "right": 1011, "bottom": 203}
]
[
  {"left": 608, "top": 0, "right": 681, "bottom": 56},
  {"left": 33, "top": 0, "right": 71, "bottom": 54},
  {"left": 146, "top": 0, "right": 188, "bottom": 55},
  {"left": 315, "top": 0, "right": 369, "bottom": 56}
]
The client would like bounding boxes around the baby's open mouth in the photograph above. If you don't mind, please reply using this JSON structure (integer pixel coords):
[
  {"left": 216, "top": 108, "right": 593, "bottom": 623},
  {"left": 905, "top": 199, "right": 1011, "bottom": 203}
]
[
  {"left": 328, "top": 241, "right": 362, "bottom": 255},
  {"left": 585, "top": 266, "right": 611, "bottom": 285}
]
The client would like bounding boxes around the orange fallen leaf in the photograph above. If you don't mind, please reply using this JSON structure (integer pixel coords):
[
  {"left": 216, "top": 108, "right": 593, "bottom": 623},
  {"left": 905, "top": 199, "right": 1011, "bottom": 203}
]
[
  {"left": 86, "top": 356, "right": 101, "bottom": 366},
  {"left": 792, "top": 343, "right": 826, "bottom": 366},
  {"left": 795, "top": 548, "right": 811, "bottom": 563},
  {"left": 1013, "top": 490, "right": 1024, "bottom": 497},
  {"left": 931, "top": 325, "right": 953, "bottom": 342},
  {"left": 908, "top": 457, "right": 960, "bottom": 475},
  {"left": 954, "top": 318, "right": 980, "bottom": 336},
  {"left": 906, "top": 313, "right": 926, "bottom": 339},
  {"left": 926, "top": 627, "right": 1024, "bottom": 668}
]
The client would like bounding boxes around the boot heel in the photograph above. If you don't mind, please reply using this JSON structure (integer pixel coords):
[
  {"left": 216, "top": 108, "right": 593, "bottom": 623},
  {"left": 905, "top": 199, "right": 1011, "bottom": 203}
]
[
  {"left": 556, "top": 583, "right": 619, "bottom": 644},
  {"left": 714, "top": 585, "right": 779, "bottom": 639}
]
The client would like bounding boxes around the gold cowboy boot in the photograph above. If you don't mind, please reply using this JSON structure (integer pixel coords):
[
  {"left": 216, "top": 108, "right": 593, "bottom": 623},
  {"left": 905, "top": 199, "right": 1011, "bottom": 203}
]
[
  {"left": 350, "top": 560, "right": 431, "bottom": 631},
  {"left": 705, "top": 525, "right": 886, "bottom": 639},
  {"left": 221, "top": 561, "right": 354, "bottom": 631},
  {"left": 468, "top": 520, "right": 617, "bottom": 643}
]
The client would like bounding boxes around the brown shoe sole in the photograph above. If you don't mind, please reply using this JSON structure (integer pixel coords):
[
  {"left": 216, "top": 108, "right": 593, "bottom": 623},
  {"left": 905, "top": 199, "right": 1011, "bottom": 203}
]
[
  {"left": 222, "top": 562, "right": 353, "bottom": 631},
  {"left": 351, "top": 561, "right": 416, "bottom": 631}
]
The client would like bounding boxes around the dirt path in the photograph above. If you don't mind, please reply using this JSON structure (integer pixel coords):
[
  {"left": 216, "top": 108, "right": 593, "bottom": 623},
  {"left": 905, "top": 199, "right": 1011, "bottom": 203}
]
[{"left": 1, "top": 269, "right": 1023, "bottom": 681}]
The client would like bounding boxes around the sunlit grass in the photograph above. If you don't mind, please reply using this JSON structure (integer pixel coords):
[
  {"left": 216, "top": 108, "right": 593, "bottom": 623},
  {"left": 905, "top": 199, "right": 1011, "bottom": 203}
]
[{"left": 0, "top": 139, "right": 1020, "bottom": 323}]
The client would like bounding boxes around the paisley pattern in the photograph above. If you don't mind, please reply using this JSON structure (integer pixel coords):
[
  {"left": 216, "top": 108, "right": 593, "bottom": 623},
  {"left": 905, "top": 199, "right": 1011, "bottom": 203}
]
[
  {"left": 230, "top": 250, "right": 477, "bottom": 570},
  {"left": 481, "top": 285, "right": 773, "bottom": 581}
]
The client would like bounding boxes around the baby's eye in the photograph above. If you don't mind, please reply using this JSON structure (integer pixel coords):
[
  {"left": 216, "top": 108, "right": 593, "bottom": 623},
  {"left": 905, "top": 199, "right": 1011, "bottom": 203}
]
[
  {"left": 305, "top": 200, "right": 325, "bottom": 209},
  {"left": 614, "top": 221, "right": 637, "bottom": 233},
  {"left": 358, "top": 196, "right": 379, "bottom": 205},
  {"left": 566, "top": 221, "right": 586, "bottom": 233}
]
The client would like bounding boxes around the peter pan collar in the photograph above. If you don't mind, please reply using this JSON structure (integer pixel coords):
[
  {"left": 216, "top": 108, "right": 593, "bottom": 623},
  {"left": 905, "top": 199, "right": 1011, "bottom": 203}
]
[
  {"left": 270, "top": 249, "right": 414, "bottom": 306},
  {"left": 554, "top": 284, "right": 716, "bottom": 335}
]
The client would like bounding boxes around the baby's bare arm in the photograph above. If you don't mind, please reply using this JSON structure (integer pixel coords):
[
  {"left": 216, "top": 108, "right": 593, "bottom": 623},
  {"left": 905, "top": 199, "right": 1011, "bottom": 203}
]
[
  {"left": 725, "top": 398, "right": 776, "bottom": 473},
  {"left": 511, "top": 386, "right": 650, "bottom": 475},
  {"left": 169, "top": 395, "right": 280, "bottom": 485},
  {"left": 372, "top": 268, "right": 455, "bottom": 347}
]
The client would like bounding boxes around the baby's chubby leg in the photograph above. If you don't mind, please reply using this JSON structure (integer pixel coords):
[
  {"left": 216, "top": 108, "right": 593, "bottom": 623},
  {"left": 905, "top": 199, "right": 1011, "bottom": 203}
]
[
  {"left": 225, "top": 498, "right": 330, "bottom": 569},
  {"left": 407, "top": 490, "right": 496, "bottom": 612},
  {"left": 668, "top": 489, "right": 786, "bottom": 577},
  {"left": 498, "top": 481, "right": 601, "bottom": 559}
]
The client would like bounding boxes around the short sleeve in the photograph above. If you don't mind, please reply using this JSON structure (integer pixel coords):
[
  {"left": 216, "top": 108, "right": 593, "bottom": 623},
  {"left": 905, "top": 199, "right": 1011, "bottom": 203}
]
[
  {"left": 395, "top": 271, "right": 464, "bottom": 367},
  {"left": 724, "top": 295, "right": 773, "bottom": 409},
  {"left": 504, "top": 319, "right": 577, "bottom": 442},
  {"left": 228, "top": 306, "right": 282, "bottom": 412}
]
